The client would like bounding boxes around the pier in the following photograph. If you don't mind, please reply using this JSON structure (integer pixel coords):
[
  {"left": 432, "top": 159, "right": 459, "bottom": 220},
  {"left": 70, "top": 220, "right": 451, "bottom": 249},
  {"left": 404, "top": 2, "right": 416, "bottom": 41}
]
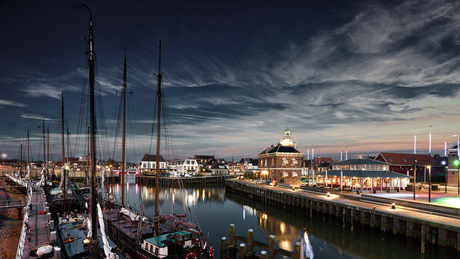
[
  {"left": 6, "top": 175, "right": 54, "bottom": 259},
  {"left": 225, "top": 179, "right": 460, "bottom": 257}
]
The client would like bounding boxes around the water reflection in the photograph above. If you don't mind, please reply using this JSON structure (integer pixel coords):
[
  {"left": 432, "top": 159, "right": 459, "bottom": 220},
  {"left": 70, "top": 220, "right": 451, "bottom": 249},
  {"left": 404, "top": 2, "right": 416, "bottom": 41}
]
[{"left": 107, "top": 180, "right": 439, "bottom": 259}]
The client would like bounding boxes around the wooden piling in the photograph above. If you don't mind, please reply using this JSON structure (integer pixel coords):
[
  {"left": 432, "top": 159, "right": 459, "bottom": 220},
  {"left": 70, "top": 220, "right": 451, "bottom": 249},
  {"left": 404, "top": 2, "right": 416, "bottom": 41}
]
[
  {"left": 220, "top": 237, "right": 227, "bottom": 259},
  {"left": 248, "top": 229, "right": 254, "bottom": 254},
  {"left": 421, "top": 224, "right": 426, "bottom": 254},
  {"left": 260, "top": 251, "right": 268, "bottom": 259},
  {"left": 294, "top": 241, "right": 301, "bottom": 259},
  {"left": 239, "top": 243, "right": 246, "bottom": 258},
  {"left": 268, "top": 235, "right": 276, "bottom": 259},
  {"left": 229, "top": 224, "right": 236, "bottom": 246}
]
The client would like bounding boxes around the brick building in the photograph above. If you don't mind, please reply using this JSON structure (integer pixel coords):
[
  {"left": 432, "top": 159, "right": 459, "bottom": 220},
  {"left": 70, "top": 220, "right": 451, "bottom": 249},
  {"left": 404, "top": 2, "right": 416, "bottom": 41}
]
[{"left": 258, "top": 129, "right": 303, "bottom": 183}]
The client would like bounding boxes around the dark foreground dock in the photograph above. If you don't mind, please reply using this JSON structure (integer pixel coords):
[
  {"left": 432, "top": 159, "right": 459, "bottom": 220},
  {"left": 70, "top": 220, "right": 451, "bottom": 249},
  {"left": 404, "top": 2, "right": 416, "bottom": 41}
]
[{"left": 17, "top": 186, "right": 52, "bottom": 258}]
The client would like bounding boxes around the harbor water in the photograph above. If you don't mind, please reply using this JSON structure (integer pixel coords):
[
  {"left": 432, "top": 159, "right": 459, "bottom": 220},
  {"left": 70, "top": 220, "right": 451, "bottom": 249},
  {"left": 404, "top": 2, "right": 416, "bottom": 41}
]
[{"left": 108, "top": 175, "right": 437, "bottom": 258}]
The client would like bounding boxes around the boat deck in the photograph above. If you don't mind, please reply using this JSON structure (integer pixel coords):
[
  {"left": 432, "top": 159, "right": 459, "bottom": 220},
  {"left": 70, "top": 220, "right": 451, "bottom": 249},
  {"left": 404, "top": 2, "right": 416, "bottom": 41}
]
[{"left": 104, "top": 209, "right": 154, "bottom": 239}]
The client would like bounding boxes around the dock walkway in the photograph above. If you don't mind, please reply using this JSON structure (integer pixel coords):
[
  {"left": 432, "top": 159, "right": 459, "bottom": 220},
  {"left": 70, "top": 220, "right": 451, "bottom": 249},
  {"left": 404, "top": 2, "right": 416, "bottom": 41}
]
[
  {"left": 20, "top": 187, "right": 51, "bottom": 258},
  {"left": 6, "top": 174, "right": 52, "bottom": 259}
]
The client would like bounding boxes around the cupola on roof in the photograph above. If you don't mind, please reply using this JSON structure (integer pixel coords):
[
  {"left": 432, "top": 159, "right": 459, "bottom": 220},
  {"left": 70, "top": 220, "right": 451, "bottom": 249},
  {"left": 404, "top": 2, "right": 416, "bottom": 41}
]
[{"left": 279, "top": 128, "right": 296, "bottom": 147}]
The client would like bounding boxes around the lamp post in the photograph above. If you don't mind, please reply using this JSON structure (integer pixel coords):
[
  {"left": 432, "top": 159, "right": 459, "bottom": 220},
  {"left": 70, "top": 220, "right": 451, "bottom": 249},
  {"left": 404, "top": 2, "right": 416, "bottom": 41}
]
[
  {"left": 454, "top": 135, "right": 460, "bottom": 194},
  {"left": 455, "top": 160, "right": 460, "bottom": 195},
  {"left": 427, "top": 165, "right": 431, "bottom": 202}
]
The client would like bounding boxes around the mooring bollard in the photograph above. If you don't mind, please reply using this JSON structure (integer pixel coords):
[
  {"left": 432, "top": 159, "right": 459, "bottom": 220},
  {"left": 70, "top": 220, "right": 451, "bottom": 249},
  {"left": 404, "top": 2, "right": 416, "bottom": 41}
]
[
  {"left": 247, "top": 229, "right": 254, "bottom": 254},
  {"left": 220, "top": 237, "right": 227, "bottom": 259}
]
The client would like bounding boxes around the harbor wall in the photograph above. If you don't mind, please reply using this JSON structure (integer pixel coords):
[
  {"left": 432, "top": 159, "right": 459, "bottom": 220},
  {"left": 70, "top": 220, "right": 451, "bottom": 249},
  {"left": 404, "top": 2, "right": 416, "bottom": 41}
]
[
  {"left": 225, "top": 179, "right": 460, "bottom": 257},
  {"left": 136, "top": 175, "right": 233, "bottom": 187}
]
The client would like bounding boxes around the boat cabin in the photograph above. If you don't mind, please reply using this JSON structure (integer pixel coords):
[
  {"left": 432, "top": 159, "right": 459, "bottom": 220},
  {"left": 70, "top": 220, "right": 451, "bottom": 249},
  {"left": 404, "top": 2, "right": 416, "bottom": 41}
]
[{"left": 141, "top": 230, "right": 200, "bottom": 258}]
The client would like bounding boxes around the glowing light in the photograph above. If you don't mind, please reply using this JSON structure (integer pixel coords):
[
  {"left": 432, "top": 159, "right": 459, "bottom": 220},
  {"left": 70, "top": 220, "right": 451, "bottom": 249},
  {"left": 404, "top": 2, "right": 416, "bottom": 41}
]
[
  {"left": 280, "top": 222, "right": 285, "bottom": 233},
  {"left": 433, "top": 197, "right": 460, "bottom": 208}
]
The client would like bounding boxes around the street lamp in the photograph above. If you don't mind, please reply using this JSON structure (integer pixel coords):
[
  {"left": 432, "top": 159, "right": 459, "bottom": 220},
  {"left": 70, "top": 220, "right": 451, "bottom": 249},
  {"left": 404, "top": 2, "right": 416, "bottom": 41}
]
[
  {"left": 454, "top": 160, "right": 460, "bottom": 195},
  {"left": 427, "top": 165, "right": 431, "bottom": 202},
  {"left": 454, "top": 134, "right": 460, "bottom": 195}
]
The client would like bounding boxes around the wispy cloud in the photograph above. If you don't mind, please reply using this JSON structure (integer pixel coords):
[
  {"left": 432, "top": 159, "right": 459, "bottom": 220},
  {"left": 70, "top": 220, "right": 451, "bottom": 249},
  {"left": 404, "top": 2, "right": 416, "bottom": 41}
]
[{"left": 0, "top": 99, "right": 27, "bottom": 108}]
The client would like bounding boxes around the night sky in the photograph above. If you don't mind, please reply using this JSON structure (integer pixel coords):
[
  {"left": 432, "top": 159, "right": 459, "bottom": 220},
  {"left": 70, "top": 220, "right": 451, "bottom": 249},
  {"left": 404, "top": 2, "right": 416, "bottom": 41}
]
[{"left": 1, "top": 0, "right": 460, "bottom": 163}]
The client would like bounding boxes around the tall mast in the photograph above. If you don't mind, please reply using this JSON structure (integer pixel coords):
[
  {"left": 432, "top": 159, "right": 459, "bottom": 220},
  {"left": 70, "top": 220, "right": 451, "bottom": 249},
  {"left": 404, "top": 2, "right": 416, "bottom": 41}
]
[
  {"left": 20, "top": 137, "right": 23, "bottom": 177},
  {"left": 121, "top": 52, "right": 127, "bottom": 207},
  {"left": 87, "top": 8, "right": 98, "bottom": 248},
  {"left": 61, "top": 92, "right": 65, "bottom": 165},
  {"left": 154, "top": 40, "right": 162, "bottom": 235},
  {"left": 42, "top": 116, "right": 47, "bottom": 187},
  {"left": 27, "top": 130, "right": 30, "bottom": 178},
  {"left": 61, "top": 93, "right": 67, "bottom": 206},
  {"left": 47, "top": 127, "right": 50, "bottom": 177},
  {"left": 66, "top": 125, "right": 70, "bottom": 164}
]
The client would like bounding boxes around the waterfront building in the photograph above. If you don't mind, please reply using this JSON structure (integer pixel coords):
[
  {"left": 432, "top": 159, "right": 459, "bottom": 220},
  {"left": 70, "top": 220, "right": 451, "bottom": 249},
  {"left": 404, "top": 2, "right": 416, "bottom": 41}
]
[
  {"left": 258, "top": 128, "right": 303, "bottom": 183},
  {"left": 317, "top": 158, "right": 412, "bottom": 192},
  {"left": 210, "top": 161, "right": 229, "bottom": 175},
  {"left": 374, "top": 152, "right": 440, "bottom": 182},
  {"left": 168, "top": 158, "right": 199, "bottom": 176},
  {"left": 140, "top": 153, "right": 166, "bottom": 173},
  {"left": 193, "top": 155, "right": 215, "bottom": 166}
]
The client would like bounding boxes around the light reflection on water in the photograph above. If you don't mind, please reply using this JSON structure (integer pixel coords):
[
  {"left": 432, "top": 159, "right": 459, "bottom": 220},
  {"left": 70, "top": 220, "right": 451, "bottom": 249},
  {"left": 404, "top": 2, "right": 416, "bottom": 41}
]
[{"left": 108, "top": 179, "right": 439, "bottom": 259}]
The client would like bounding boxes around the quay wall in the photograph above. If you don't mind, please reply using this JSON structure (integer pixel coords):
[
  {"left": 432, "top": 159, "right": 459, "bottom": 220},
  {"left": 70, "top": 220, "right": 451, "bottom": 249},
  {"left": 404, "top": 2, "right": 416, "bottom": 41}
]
[
  {"left": 225, "top": 179, "right": 460, "bottom": 256},
  {"left": 136, "top": 175, "right": 233, "bottom": 187}
]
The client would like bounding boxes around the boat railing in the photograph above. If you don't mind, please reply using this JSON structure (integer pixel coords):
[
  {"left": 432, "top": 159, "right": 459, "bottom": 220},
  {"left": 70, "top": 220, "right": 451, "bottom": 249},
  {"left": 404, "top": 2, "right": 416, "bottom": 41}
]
[{"left": 15, "top": 183, "right": 33, "bottom": 259}]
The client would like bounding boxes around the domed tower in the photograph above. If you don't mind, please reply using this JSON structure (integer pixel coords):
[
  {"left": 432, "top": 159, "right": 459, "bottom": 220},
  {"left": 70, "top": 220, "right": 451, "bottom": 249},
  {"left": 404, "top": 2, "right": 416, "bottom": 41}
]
[{"left": 279, "top": 128, "right": 296, "bottom": 147}]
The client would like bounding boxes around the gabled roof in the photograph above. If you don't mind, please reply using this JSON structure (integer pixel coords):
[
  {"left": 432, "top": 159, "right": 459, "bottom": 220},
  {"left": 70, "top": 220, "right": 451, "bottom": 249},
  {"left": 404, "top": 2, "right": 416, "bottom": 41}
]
[
  {"left": 376, "top": 152, "right": 437, "bottom": 166},
  {"left": 141, "top": 153, "right": 165, "bottom": 162},
  {"left": 332, "top": 159, "right": 388, "bottom": 166},
  {"left": 193, "top": 155, "right": 215, "bottom": 160}
]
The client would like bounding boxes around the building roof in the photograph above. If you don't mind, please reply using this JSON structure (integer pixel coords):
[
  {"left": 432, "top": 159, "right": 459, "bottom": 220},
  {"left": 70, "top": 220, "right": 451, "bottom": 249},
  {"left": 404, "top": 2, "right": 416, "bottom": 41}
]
[
  {"left": 376, "top": 152, "right": 437, "bottom": 166},
  {"left": 332, "top": 159, "right": 388, "bottom": 166},
  {"left": 193, "top": 155, "right": 215, "bottom": 160},
  {"left": 318, "top": 170, "right": 412, "bottom": 179},
  {"left": 260, "top": 145, "right": 301, "bottom": 155},
  {"left": 141, "top": 153, "right": 165, "bottom": 162}
]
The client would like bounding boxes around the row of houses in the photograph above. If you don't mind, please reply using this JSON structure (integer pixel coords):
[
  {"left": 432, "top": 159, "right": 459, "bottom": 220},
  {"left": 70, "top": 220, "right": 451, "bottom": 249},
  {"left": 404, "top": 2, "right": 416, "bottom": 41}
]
[{"left": 139, "top": 154, "right": 256, "bottom": 177}]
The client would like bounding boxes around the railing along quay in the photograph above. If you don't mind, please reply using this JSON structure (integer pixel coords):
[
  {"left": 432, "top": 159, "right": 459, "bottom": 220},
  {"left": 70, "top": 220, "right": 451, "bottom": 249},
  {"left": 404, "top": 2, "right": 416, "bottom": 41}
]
[{"left": 225, "top": 179, "right": 460, "bottom": 257}]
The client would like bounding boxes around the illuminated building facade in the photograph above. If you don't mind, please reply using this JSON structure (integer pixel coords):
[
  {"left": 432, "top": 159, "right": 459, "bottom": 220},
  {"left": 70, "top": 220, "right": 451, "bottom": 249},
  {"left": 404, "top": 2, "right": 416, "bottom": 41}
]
[{"left": 258, "top": 129, "right": 303, "bottom": 183}]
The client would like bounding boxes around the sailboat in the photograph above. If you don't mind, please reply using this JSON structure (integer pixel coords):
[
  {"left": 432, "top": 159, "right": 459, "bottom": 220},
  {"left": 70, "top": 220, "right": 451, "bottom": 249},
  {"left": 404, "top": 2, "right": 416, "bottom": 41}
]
[
  {"left": 103, "top": 42, "right": 209, "bottom": 258},
  {"left": 103, "top": 52, "right": 155, "bottom": 259},
  {"left": 47, "top": 93, "right": 85, "bottom": 217},
  {"left": 54, "top": 6, "right": 118, "bottom": 258},
  {"left": 139, "top": 41, "right": 205, "bottom": 259}
]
